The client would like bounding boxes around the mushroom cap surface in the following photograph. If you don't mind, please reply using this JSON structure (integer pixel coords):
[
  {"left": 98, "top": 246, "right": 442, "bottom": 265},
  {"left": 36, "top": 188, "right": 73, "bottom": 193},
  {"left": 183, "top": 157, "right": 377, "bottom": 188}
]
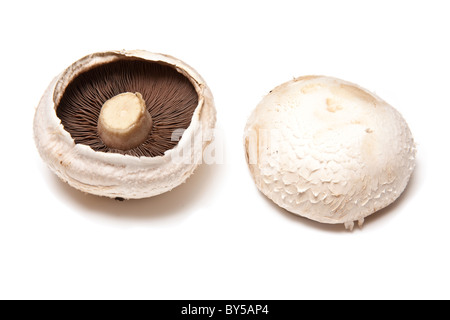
[
  {"left": 34, "top": 50, "right": 216, "bottom": 199},
  {"left": 244, "top": 76, "right": 415, "bottom": 229}
]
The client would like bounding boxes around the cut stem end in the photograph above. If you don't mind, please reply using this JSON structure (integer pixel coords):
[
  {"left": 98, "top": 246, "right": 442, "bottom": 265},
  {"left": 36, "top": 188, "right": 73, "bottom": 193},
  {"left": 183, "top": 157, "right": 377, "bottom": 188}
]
[{"left": 98, "top": 92, "right": 152, "bottom": 150}]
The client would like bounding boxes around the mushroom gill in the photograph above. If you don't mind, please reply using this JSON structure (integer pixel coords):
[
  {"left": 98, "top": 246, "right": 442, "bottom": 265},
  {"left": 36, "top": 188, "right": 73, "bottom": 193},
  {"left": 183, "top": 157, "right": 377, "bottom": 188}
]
[{"left": 56, "top": 58, "right": 199, "bottom": 157}]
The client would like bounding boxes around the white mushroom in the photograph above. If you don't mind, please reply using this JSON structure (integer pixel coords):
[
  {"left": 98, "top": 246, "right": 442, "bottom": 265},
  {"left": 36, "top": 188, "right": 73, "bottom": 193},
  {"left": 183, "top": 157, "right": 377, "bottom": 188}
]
[
  {"left": 244, "top": 76, "right": 415, "bottom": 230},
  {"left": 34, "top": 50, "right": 216, "bottom": 199}
]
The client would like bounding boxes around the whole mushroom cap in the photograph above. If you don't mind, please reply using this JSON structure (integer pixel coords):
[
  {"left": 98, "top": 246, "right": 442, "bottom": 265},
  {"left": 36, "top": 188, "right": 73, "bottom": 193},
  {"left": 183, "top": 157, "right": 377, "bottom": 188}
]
[
  {"left": 244, "top": 76, "right": 415, "bottom": 230},
  {"left": 34, "top": 50, "right": 216, "bottom": 199}
]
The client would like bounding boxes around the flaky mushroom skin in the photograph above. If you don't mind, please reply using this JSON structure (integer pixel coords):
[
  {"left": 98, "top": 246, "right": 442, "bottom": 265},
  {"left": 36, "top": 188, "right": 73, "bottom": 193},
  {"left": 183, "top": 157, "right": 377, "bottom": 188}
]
[
  {"left": 34, "top": 50, "right": 216, "bottom": 199},
  {"left": 244, "top": 76, "right": 415, "bottom": 230}
]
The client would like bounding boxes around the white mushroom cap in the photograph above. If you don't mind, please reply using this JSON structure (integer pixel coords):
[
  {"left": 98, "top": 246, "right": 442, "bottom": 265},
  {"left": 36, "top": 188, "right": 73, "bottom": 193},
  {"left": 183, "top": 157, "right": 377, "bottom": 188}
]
[
  {"left": 244, "top": 76, "right": 415, "bottom": 230},
  {"left": 34, "top": 50, "right": 216, "bottom": 199}
]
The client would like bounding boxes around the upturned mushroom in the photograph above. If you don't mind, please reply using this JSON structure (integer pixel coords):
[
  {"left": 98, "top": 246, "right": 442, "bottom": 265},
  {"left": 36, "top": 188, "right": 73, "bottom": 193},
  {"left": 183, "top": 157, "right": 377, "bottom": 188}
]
[
  {"left": 244, "top": 76, "right": 415, "bottom": 230},
  {"left": 34, "top": 50, "right": 216, "bottom": 199}
]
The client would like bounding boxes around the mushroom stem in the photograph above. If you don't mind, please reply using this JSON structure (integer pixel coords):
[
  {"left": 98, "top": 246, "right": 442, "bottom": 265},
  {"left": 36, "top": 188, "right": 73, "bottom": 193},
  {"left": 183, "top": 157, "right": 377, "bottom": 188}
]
[{"left": 98, "top": 92, "right": 152, "bottom": 150}]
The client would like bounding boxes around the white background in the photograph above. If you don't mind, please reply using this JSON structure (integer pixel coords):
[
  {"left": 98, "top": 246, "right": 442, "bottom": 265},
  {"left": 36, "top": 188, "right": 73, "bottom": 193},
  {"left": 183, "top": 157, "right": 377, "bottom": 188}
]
[{"left": 0, "top": 0, "right": 449, "bottom": 300}]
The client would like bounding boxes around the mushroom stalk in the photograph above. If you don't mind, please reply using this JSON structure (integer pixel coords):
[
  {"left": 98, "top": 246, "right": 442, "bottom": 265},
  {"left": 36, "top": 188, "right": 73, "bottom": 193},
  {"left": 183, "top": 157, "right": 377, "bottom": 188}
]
[{"left": 97, "top": 92, "right": 152, "bottom": 150}]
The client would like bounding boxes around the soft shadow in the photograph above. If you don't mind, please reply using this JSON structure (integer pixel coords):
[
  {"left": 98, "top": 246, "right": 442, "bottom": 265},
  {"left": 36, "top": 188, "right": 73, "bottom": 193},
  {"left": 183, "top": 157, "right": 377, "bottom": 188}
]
[
  {"left": 260, "top": 193, "right": 347, "bottom": 233},
  {"left": 259, "top": 160, "right": 421, "bottom": 233},
  {"left": 43, "top": 163, "right": 223, "bottom": 221}
]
